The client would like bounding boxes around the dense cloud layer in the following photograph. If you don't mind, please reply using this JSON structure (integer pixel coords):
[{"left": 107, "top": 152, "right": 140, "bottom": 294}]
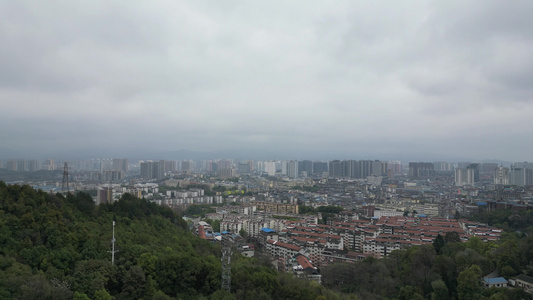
[{"left": 1, "top": 1, "right": 533, "bottom": 161}]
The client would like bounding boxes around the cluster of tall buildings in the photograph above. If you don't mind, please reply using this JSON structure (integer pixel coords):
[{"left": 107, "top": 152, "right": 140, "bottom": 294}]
[
  {"left": 408, "top": 162, "right": 436, "bottom": 179},
  {"left": 492, "top": 162, "right": 533, "bottom": 187},
  {"left": 258, "top": 160, "right": 328, "bottom": 177},
  {"left": 328, "top": 160, "right": 394, "bottom": 178},
  {"left": 2, "top": 159, "right": 47, "bottom": 171},
  {"left": 7, "top": 156, "right": 533, "bottom": 189},
  {"left": 90, "top": 170, "right": 125, "bottom": 183},
  {"left": 0, "top": 158, "right": 131, "bottom": 173},
  {"left": 455, "top": 163, "right": 480, "bottom": 187},
  {"left": 453, "top": 162, "right": 533, "bottom": 187}
]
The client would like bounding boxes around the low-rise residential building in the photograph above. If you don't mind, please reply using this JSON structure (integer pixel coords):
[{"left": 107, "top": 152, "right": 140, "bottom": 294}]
[
  {"left": 483, "top": 277, "right": 508, "bottom": 288},
  {"left": 515, "top": 274, "right": 533, "bottom": 293}
]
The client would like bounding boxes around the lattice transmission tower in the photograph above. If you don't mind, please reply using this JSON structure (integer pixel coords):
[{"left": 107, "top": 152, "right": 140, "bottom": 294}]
[
  {"left": 61, "top": 162, "right": 70, "bottom": 193},
  {"left": 221, "top": 234, "right": 233, "bottom": 291}
]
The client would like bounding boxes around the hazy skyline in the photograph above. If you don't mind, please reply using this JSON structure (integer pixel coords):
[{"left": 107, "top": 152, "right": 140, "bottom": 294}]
[{"left": 2, "top": 1, "right": 533, "bottom": 161}]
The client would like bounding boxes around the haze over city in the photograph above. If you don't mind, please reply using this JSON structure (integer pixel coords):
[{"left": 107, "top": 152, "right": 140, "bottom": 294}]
[{"left": 2, "top": 1, "right": 533, "bottom": 161}]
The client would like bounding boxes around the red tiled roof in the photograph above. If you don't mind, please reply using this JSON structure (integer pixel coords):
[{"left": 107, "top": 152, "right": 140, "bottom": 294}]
[
  {"left": 198, "top": 225, "right": 206, "bottom": 239},
  {"left": 267, "top": 240, "right": 302, "bottom": 251},
  {"left": 296, "top": 255, "right": 314, "bottom": 270}
]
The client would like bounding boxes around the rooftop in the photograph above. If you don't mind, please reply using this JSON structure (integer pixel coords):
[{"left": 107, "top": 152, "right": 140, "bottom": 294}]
[
  {"left": 261, "top": 227, "right": 276, "bottom": 233},
  {"left": 484, "top": 277, "right": 508, "bottom": 284}
]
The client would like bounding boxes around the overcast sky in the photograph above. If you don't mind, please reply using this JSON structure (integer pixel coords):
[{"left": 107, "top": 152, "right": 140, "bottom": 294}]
[{"left": 1, "top": 1, "right": 533, "bottom": 161}]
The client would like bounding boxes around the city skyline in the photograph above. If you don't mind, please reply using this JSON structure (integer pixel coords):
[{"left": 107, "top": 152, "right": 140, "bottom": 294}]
[{"left": 2, "top": 1, "right": 533, "bottom": 161}]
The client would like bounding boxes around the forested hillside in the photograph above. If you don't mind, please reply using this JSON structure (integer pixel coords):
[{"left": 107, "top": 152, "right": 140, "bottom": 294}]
[
  {"left": 0, "top": 182, "right": 351, "bottom": 300},
  {"left": 4, "top": 180, "right": 533, "bottom": 299}
]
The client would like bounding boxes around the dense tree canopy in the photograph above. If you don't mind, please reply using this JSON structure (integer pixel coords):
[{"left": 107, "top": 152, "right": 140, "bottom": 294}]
[
  {"left": 3, "top": 181, "right": 533, "bottom": 299},
  {"left": 0, "top": 182, "right": 353, "bottom": 299}
]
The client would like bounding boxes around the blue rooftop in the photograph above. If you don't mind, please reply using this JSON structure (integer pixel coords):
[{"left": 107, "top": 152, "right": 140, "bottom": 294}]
[
  {"left": 222, "top": 231, "right": 230, "bottom": 234},
  {"left": 260, "top": 228, "right": 275, "bottom": 233},
  {"left": 484, "top": 277, "right": 507, "bottom": 284}
]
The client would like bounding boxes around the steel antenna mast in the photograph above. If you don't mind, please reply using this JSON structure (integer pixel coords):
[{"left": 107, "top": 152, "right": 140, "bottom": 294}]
[{"left": 108, "top": 217, "right": 119, "bottom": 265}]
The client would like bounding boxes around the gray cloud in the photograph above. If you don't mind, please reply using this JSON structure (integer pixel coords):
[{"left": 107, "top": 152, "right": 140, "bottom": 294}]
[{"left": 1, "top": 0, "right": 533, "bottom": 161}]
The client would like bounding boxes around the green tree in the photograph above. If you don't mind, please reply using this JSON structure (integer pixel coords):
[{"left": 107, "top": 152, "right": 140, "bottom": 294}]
[
  {"left": 209, "top": 289, "right": 236, "bottom": 300},
  {"left": 431, "top": 279, "right": 449, "bottom": 300},
  {"left": 433, "top": 234, "right": 445, "bottom": 254},
  {"left": 119, "top": 266, "right": 146, "bottom": 299},
  {"left": 73, "top": 291, "right": 91, "bottom": 300},
  {"left": 445, "top": 231, "right": 462, "bottom": 243},
  {"left": 488, "top": 292, "right": 508, "bottom": 300},
  {"left": 212, "top": 219, "right": 221, "bottom": 232},
  {"left": 299, "top": 205, "right": 316, "bottom": 215},
  {"left": 94, "top": 289, "right": 112, "bottom": 300},
  {"left": 432, "top": 255, "right": 458, "bottom": 298},
  {"left": 398, "top": 286, "right": 424, "bottom": 300},
  {"left": 457, "top": 265, "right": 482, "bottom": 300}
]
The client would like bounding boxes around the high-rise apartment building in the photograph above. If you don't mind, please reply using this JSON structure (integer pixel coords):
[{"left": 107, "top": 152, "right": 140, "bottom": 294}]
[
  {"left": 329, "top": 160, "right": 343, "bottom": 178},
  {"left": 481, "top": 163, "right": 498, "bottom": 174},
  {"left": 312, "top": 161, "right": 328, "bottom": 175},
  {"left": 371, "top": 160, "right": 385, "bottom": 176},
  {"left": 287, "top": 160, "right": 298, "bottom": 178},
  {"left": 27, "top": 160, "right": 39, "bottom": 172},
  {"left": 264, "top": 161, "right": 276, "bottom": 176},
  {"left": 112, "top": 158, "right": 129, "bottom": 172},
  {"left": 408, "top": 162, "right": 435, "bottom": 179},
  {"left": 140, "top": 160, "right": 165, "bottom": 180},
  {"left": 388, "top": 161, "right": 402, "bottom": 175},
  {"left": 455, "top": 168, "right": 466, "bottom": 186},
  {"left": 164, "top": 160, "right": 177, "bottom": 172},
  {"left": 217, "top": 160, "right": 232, "bottom": 170},
  {"left": 6, "top": 160, "right": 17, "bottom": 171},
  {"left": 218, "top": 167, "right": 235, "bottom": 178},
  {"left": 494, "top": 166, "right": 509, "bottom": 185},
  {"left": 238, "top": 161, "right": 253, "bottom": 174},
  {"left": 328, "top": 160, "right": 387, "bottom": 179},
  {"left": 509, "top": 162, "right": 533, "bottom": 186},
  {"left": 298, "top": 160, "right": 313, "bottom": 176},
  {"left": 44, "top": 159, "right": 55, "bottom": 170},
  {"left": 181, "top": 160, "right": 193, "bottom": 174},
  {"left": 455, "top": 163, "right": 479, "bottom": 187},
  {"left": 467, "top": 164, "right": 480, "bottom": 183},
  {"left": 16, "top": 160, "right": 27, "bottom": 171},
  {"left": 434, "top": 161, "right": 454, "bottom": 172}
]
